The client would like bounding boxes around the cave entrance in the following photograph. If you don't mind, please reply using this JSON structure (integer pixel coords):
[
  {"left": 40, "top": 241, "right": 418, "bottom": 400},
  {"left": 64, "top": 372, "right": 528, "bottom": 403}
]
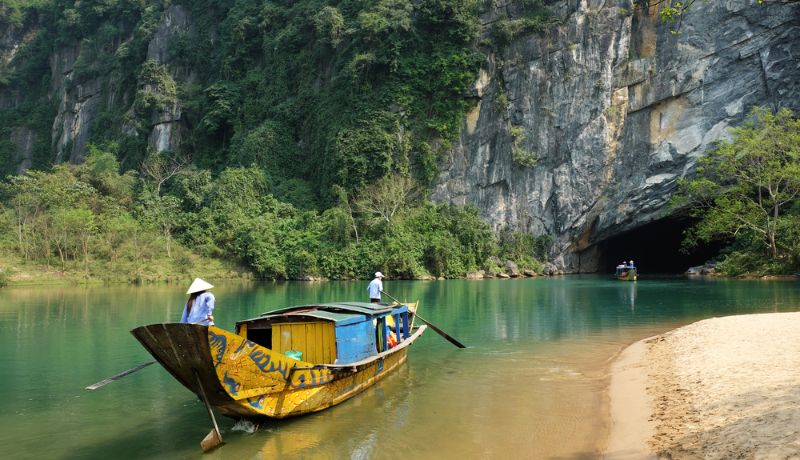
[{"left": 593, "top": 216, "right": 726, "bottom": 274}]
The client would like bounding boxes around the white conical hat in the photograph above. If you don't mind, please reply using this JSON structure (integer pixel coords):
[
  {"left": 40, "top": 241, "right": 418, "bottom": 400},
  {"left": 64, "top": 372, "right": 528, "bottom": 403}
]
[{"left": 186, "top": 278, "right": 214, "bottom": 294}]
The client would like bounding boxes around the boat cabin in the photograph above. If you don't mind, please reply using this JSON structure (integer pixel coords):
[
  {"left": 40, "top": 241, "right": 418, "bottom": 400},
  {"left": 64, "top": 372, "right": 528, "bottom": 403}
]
[
  {"left": 234, "top": 302, "right": 412, "bottom": 365},
  {"left": 615, "top": 264, "right": 637, "bottom": 281}
]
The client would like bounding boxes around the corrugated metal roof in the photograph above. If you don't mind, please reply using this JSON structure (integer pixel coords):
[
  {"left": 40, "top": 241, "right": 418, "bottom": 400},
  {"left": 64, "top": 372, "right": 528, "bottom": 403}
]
[
  {"left": 260, "top": 302, "right": 395, "bottom": 317},
  {"left": 296, "top": 310, "right": 361, "bottom": 323}
]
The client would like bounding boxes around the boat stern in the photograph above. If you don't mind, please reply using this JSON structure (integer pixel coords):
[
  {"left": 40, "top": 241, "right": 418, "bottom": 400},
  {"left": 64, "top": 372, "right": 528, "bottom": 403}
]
[{"left": 131, "top": 323, "right": 231, "bottom": 406}]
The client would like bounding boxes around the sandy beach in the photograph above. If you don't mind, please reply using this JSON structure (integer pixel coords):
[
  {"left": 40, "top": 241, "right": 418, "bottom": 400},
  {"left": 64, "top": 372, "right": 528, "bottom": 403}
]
[{"left": 605, "top": 312, "right": 800, "bottom": 459}]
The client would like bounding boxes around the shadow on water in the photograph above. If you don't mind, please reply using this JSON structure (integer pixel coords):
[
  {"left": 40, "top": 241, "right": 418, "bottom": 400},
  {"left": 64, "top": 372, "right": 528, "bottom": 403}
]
[{"left": 58, "top": 404, "right": 213, "bottom": 460}]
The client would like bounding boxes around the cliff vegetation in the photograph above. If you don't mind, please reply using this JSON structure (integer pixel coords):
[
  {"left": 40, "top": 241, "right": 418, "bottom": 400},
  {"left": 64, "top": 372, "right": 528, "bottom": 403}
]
[
  {"left": 675, "top": 107, "right": 800, "bottom": 276},
  {"left": 0, "top": 0, "right": 558, "bottom": 283},
  {"left": 1, "top": 0, "right": 797, "bottom": 282}
]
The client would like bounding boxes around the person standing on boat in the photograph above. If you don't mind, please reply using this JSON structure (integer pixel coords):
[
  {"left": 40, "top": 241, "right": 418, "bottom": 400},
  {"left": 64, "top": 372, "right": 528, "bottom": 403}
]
[
  {"left": 181, "top": 278, "right": 216, "bottom": 326},
  {"left": 628, "top": 260, "right": 636, "bottom": 269},
  {"left": 367, "top": 272, "right": 384, "bottom": 304}
]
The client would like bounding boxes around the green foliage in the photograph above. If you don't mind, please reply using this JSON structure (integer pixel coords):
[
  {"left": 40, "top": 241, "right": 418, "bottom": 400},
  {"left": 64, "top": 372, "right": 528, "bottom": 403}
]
[
  {"left": 493, "top": 16, "right": 551, "bottom": 45},
  {"left": 492, "top": 0, "right": 555, "bottom": 45},
  {"left": 510, "top": 125, "right": 537, "bottom": 167},
  {"left": 495, "top": 89, "right": 509, "bottom": 112},
  {"left": 270, "top": 178, "right": 318, "bottom": 210},
  {"left": 0, "top": 160, "right": 139, "bottom": 276},
  {"left": 498, "top": 229, "right": 536, "bottom": 268},
  {"left": 79, "top": 144, "right": 137, "bottom": 205},
  {"left": 414, "top": 141, "right": 439, "bottom": 186},
  {"left": 675, "top": 107, "right": 800, "bottom": 275},
  {"left": 228, "top": 120, "right": 296, "bottom": 172},
  {"left": 0, "top": 146, "right": 236, "bottom": 282},
  {"left": 0, "top": 0, "right": 565, "bottom": 283},
  {"left": 0, "top": 160, "right": 554, "bottom": 281},
  {"left": 331, "top": 122, "right": 394, "bottom": 194},
  {"left": 637, "top": 0, "right": 765, "bottom": 34},
  {"left": 198, "top": 82, "right": 239, "bottom": 139},
  {"left": 175, "top": 0, "right": 484, "bottom": 197},
  {"left": 512, "top": 146, "right": 538, "bottom": 167},
  {"left": 0, "top": 0, "right": 502, "bottom": 204},
  {"left": 134, "top": 60, "right": 178, "bottom": 116},
  {"left": 313, "top": 6, "right": 345, "bottom": 49},
  {"left": 414, "top": 203, "right": 496, "bottom": 277},
  {"left": 0, "top": 1, "right": 28, "bottom": 29}
]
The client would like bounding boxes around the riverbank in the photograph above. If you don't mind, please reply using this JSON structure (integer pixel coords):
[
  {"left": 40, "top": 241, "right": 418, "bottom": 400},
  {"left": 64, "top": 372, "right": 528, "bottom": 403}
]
[
  {"left": 605, "top": 312, "right": 800, "bottom": 458},
  {"left": 0, "top": 250, "right": 549, "bottom": 286},
  {"left": 0, "top": 250, "right": 251, "bottom": 286}
]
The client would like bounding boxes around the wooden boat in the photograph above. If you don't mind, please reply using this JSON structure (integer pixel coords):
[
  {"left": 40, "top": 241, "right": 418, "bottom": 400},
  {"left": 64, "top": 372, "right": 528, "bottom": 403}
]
[
  {"left": 131, "top": 302, "right": 426, "bottom": 419},
  {"left": 615, "top": 266, "right": 637, "bottom": 281}
]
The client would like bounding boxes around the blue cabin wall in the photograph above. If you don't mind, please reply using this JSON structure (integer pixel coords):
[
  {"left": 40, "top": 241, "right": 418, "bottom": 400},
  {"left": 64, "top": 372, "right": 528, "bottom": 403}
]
[{"left": 335, "top": 319, "right": 376, "bottom": 363}]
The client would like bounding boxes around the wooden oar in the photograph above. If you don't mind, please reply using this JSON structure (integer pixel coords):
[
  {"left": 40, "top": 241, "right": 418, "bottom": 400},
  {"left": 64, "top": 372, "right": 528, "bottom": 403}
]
[
  {"left": 85, "top": 361, "right": 155, "bottom": 390},
  {"left": 195, "top": 370, "right": 225, "bottom": 452},
  {"left": 381, "top": 291, "right": 466, "bottom": 349},
  {"left": 85, "top": 321, "right": 210, "bottom": 390},
  {"left": 412, "top": 314, "right": 467, "bottom": 349}
]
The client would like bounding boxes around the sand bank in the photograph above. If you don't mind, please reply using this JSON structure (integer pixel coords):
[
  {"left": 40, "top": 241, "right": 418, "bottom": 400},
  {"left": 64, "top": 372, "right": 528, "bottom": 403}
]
[{"left": 605, "top": 312, "right": 800, "bottom": 459}]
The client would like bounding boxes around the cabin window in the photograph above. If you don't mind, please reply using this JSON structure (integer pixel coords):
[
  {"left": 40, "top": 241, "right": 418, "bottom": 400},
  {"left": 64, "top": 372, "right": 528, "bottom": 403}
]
[{"left": 246, "top": 328, "right": 272, "bottom": 349}]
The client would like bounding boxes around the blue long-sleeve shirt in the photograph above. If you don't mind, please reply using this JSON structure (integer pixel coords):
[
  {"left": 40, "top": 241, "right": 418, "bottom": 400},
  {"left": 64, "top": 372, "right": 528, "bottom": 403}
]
[
  {"left": 180, "top": 292, "right": 215, "bottom": 325},
  {"left": 367, "top": 278, "right": 383, "bottom": 300}
]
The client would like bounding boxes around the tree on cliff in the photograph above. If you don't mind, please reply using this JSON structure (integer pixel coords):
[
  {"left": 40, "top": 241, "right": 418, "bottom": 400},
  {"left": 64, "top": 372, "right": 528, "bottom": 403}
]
[
  {"left": 638, "top": 0, "right": 795, "bottom": 33},
  {"left": 675, "top": 107, "right": 800, "bottom": 274}
]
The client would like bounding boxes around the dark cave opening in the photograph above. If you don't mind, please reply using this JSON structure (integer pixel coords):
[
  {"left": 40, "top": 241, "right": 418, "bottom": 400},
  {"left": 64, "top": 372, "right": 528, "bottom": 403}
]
[{"left": 593, "top": 216, "right": 727, "bottom": 274}]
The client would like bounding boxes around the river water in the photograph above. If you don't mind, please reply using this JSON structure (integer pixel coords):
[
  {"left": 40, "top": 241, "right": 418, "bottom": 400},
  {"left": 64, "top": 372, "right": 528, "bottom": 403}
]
[{"left": 1, "top": 276, "right": 798, "bottom": 459}]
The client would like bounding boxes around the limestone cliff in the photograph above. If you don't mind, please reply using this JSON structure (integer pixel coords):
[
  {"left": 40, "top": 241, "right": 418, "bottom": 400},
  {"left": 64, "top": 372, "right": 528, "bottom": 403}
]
[
  {"left": 1, "top": 3, "right": 189, "bottom": 168},
  {"left": 433, "top": 0, "right": 800, "bottom": 272},
  {"left": 2, "top": 0, "right": 798, "bottom": 273}
]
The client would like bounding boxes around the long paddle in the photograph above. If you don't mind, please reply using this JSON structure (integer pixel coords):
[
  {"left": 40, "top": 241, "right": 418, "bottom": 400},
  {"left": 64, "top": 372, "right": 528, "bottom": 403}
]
[
  {"left": 85, "top": 320, "right": 211, "bottom": 390},
  {"left": 85, "top": 361, "right": 155, "bottom": 390},
  {"left": 381, "top": 290, "right": 467, "bottom": 349}
]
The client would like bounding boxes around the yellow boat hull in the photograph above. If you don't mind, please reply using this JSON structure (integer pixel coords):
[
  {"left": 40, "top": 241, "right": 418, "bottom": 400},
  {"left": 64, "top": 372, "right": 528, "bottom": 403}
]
[{"left": 132, "top": 323, "right": 423, "bottom": 419}]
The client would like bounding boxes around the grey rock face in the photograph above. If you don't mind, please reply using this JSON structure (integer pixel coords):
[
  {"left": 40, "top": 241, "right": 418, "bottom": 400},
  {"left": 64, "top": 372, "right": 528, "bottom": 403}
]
[
  {"left": 687, "top": 263, "right": 717, "bottom": 276},
  {"left": 433, "top": 0, "right": 800, "bottom": 272},
  {"left": 5, "top": 4, "right": 192, "bottom": 167},
  {"left": 0, "top": 20, "right": 37, "bottom": 111},
  {"left": 50, "top": 43, "right": 104, "bottom": 164},
  {"left": 144, "top": 5, "right": 193, "bottom": 154},
  {"left": 147, "top": 5, "right": 192, "bottom": 66},
  {"left": 10, "top": 127, "right": 35, "bottom": 173},
  {"left": 505, "top": 259, "right": 520, "bottom": 277}
]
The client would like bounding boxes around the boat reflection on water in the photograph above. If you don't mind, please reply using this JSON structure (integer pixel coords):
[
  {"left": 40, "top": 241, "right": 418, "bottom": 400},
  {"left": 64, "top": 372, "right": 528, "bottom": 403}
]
[
  {"left": 616, "top": 278, "right": 638, "bottom": 312},
  {"left": 247, "top": 384, "right": 397, "bottom": 459},
  {"left": 626, "top": 281, "right": 637, "bottom": 311},
  {"left": 254, "top": 429, "right": 326, "bottom": 459}
]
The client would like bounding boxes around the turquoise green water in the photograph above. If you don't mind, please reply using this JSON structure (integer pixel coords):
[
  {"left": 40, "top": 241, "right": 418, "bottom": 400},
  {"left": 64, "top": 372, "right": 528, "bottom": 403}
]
[{"left": 1, "top": 276, "right": 798, "bottom": 459}]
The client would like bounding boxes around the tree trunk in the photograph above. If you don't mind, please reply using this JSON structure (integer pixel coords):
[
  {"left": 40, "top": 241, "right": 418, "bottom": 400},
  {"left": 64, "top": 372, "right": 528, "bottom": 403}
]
[
  {"left": 769, "top": 231, "right": 778, "bottom": 259},
  {"left": 57, "top": 245, "right": 65, "bottom": 272},
  {"left": 83, "top": 237, "right": 90, "bottom": 272}
]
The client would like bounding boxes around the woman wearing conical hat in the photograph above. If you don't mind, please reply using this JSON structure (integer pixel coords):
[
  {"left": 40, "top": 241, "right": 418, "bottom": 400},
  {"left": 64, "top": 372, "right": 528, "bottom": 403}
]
[{"left": 180, "top": 278, "right": 216, "bottom": 326}]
